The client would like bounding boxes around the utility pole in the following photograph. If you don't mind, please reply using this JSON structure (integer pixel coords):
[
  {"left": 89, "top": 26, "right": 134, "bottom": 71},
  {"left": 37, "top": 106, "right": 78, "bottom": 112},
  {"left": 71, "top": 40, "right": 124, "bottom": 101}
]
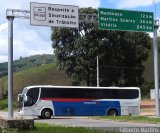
[
  {"left": 7, "top": 16, "right": 14, "bottom": 119},
  {"left": 153, "top": 19, "right": 160, "bottom": 117},
  {"left": 97, "top": 56, "right": 99, "bottom": 87}
]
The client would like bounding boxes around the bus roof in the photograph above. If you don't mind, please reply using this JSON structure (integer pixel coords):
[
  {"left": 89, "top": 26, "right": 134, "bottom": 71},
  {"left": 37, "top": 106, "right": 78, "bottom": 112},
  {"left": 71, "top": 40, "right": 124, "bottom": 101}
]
[{"left": 24, "top": 85, "right": 140, "bottom": 90}]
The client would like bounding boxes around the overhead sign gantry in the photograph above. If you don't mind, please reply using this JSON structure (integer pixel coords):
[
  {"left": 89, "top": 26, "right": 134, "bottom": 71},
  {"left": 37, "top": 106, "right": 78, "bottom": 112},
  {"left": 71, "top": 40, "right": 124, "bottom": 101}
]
[{"left": 6, "top": 3, "right": 97, "bottom": 119}]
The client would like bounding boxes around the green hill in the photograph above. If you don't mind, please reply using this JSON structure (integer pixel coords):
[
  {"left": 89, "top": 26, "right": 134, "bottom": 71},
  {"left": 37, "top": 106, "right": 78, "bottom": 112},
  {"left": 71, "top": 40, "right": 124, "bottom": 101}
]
[
  {"left": 0, "top": 64, "right": 74, "bottom": 99},
  {"left": 0, "top": 54, "right": 56, "bottom": 78}
]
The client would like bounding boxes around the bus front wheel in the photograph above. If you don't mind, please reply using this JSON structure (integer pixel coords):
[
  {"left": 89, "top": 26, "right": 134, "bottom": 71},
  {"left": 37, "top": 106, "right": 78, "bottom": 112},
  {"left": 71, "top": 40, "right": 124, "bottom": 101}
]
[
  {"left": 41, "top": 109, "right": 52, "bottom": 119},
  {"left": 107, "top": 109, "right": 118, "bottom": 116}
]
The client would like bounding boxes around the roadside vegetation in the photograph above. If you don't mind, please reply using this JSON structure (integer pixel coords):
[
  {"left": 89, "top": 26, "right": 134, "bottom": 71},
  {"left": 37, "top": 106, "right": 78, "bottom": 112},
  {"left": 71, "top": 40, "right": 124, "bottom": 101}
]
[
  {"left": 0, "top": 99, "right": 17, "bottom": 111},
  {"left": 0, "top": 123, "right": 119, "bottom": 133},
  {"left": 93, "top": 116, "right": 160, "bottom": 124}
]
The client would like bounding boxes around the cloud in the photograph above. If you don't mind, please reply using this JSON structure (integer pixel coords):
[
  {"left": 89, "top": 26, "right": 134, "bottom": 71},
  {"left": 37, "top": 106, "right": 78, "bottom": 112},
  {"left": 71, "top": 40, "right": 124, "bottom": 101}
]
[
  {"left": 13, "top": 21, "right": 53, "bottom": 59},
  {"left": 0, "top": 21, "right": 53, "bottom": 62},
  {"left": 112, "top": 0, "right": 160, "bottom": 8},
  {"left": 0, "top": 23, "right": 8, "bottom": 57},
  {"left": 27, "top": 0, "right": 100, "bottom": 8},
  {"left": 0, "top": 0, "right": 100, "bottom": 63},
  {"left": 0, "top": 56, "right": 8, "bottom": 63}
]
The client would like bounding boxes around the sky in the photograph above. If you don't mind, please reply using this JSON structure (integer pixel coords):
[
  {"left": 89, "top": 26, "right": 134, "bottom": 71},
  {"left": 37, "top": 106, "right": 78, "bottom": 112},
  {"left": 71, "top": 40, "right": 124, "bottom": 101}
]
[{"left": 0, "top": 0, "right": 160, "bottom": 63}]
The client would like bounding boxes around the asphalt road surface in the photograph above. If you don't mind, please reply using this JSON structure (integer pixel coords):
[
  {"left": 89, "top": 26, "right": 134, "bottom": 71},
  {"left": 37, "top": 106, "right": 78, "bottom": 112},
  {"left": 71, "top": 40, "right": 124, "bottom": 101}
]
[{"left": 35, "top": 116, "right": 160, "bottom": 127}]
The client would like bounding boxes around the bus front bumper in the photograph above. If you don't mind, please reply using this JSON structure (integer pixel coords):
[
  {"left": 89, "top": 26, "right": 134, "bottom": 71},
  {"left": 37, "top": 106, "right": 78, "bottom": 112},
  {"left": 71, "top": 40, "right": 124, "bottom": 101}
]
[{"left": 17, "top": 109, "right": 24, "bottom": 116}]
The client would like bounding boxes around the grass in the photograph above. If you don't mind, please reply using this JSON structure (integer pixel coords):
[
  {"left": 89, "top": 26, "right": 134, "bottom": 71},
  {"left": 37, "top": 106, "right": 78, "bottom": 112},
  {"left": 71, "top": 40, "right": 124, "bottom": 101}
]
[
  {"left": 0, "top": 123, "right": 119, "bottom": 133},
  {"left": 92, "top": 116, "right": 160, "bottom": 124},
  {"left": 0, "top": 99, "right": 8, "bottom": 110}
]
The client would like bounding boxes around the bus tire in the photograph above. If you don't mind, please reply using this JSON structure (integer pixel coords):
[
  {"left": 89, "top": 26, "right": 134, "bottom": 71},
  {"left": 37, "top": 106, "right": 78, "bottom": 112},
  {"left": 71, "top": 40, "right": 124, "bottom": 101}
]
[
  {"left": 41, "top": 109, "right": 52, "bottom": 119},
  {"left": 107, "top": 109, "right": 118, "bottom": 116}
]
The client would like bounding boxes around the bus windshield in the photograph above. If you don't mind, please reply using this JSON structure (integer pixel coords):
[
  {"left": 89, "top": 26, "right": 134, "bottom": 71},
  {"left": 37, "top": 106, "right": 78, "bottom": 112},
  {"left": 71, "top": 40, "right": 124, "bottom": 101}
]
[
  {"left": 24, "top": 87, "right": 39, "bottom": 106},
  {"left": 18, "top": 87, "right": 40, "bottom": 107}
]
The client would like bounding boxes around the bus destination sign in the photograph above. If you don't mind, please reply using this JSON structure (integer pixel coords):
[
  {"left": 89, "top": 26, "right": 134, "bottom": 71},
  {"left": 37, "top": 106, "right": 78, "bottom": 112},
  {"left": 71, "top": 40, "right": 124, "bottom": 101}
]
[
  {"left": 99, "top": 8, "right": 154, "bottom": 32},
  {"left": 30, "top": 2, "right": 79, "bottom": 28}
]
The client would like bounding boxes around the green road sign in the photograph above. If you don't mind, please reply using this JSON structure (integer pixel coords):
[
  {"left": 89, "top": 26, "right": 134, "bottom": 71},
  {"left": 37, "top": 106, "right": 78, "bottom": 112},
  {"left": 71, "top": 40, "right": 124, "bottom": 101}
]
[{"left": 99, "top": 8, "right": 154, "bottom": 32}]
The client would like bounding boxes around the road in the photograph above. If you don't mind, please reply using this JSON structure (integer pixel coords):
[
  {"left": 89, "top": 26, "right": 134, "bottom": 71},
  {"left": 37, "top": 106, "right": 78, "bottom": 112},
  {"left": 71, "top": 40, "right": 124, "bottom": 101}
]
[
  {"left": 0, "top": 111, "right": 160, "bottom": 132},
  {"left": 35, "top": 117, "right": 160, "bottom": 132},
  {"left": 35, "top": 116, "right": 160, "bottom": 128}
]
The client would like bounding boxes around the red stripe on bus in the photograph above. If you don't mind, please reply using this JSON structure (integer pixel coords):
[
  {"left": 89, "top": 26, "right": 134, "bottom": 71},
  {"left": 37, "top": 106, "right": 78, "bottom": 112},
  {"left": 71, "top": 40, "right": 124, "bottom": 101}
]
[{"left": 40, "top": 98, "right": 96, "bottom": 102}]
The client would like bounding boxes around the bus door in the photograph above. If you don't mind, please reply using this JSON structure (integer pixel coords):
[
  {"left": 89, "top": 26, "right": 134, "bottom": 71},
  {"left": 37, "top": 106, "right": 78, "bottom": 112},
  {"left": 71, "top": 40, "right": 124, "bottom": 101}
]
[{"left": 23, "top": 94, "right": 34, "bottom": 115}]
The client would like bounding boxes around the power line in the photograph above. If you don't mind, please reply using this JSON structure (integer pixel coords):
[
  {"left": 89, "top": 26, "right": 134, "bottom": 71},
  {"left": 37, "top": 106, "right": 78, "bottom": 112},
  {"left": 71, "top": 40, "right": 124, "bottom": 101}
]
[{"left": 99, "top": 65, "right": 143, "bottom": 70}]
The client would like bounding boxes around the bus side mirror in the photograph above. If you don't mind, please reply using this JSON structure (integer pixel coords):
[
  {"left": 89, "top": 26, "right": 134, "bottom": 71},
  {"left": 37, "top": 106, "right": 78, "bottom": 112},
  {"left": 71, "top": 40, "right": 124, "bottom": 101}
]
[{"left": 17, "top": 94, "right": 22, "bottom": 102}]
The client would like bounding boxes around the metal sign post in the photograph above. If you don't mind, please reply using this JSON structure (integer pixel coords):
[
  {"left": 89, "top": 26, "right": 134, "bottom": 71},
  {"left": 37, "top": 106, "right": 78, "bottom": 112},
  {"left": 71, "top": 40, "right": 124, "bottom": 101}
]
[
  {"left": 153, "top": 19, "right": 160, "bottom": 117},
  {"left": 7, "top": 16, "right": 14, "bottom": 119}
]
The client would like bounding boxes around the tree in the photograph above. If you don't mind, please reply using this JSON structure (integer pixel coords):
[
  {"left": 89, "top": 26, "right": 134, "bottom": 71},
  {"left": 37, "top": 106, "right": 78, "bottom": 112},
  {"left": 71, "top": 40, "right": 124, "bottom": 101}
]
[
  {"left": 51, "top": 8, "right": 151, "bottom": 87},
  {"left": 98, "top": 31, "right": 151, "bottom": 86}
]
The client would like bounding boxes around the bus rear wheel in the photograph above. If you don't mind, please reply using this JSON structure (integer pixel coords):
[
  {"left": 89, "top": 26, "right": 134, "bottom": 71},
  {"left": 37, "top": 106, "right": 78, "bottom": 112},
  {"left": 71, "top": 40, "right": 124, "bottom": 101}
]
[
  {"left": 107, "top": 109, "right": 118, "bottom": 116},
  {"left": 41, "top": 109, "right": 52, "bottom": 119}
]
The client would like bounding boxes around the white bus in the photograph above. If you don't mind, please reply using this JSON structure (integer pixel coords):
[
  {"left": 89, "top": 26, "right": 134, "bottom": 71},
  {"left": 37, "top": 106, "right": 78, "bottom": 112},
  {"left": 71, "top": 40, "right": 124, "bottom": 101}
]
[{"left": 17, "top": 86, "right": 141, "bottom": 119}]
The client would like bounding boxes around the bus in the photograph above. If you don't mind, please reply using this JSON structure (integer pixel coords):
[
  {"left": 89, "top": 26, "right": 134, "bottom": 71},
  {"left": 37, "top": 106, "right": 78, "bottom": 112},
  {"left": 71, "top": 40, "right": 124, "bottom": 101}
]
[{"left": 17, "top": 85, "right": 141, "bottom": 119}]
